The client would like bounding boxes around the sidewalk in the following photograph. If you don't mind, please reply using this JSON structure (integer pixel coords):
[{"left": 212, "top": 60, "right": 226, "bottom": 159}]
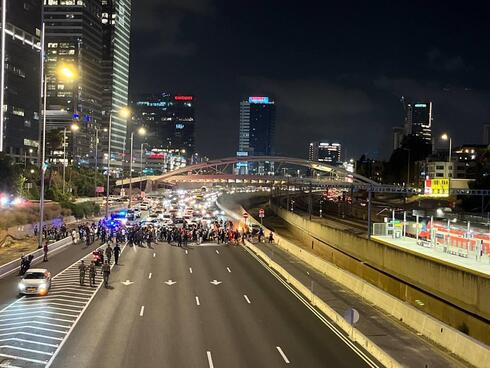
[
  {"left": 373, "top": 235, "right": 490, "bottom": 277},
  {"left": 248, "top": 233, "right": 467, "bottom": 367}
]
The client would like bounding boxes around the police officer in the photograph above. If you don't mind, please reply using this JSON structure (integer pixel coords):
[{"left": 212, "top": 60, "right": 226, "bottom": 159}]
[
  {"left": 113, "top": 243, "right": 121, "bottom": 265},
  {"left": 78, "top": 260, "right": 86, "bottom": 285},
  {"left": 89, "top": 261, "right": 96, "bottom": 287},
  {"left": 101, "top": 261, "right": 110, "bottom": 288}
]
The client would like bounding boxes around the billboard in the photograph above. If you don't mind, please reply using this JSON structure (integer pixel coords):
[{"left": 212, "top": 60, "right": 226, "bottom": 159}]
[{"left": 424, "top": 178, "right": 450, "bottom": 197}]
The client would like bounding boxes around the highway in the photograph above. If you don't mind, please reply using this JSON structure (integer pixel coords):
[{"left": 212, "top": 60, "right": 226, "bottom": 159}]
[{"left": 48, "top": 242, "right": 379, "bottom": 368}]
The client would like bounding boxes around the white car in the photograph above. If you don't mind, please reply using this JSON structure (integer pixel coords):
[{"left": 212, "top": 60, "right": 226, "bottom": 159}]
[{"left": 18, "top": 269, "right": 52, "bottom": 296}]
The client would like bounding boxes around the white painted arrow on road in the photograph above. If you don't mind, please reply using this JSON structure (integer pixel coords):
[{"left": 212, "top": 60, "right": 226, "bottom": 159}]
[
  {"left": 210, "top": 280, "right": 222, "bottom": 286},
  {"left": 121, "top": 280, "right": 134, "bottom": 286},
  {"left": 164, "top": 280, "right": 177, "bottom": 286}
]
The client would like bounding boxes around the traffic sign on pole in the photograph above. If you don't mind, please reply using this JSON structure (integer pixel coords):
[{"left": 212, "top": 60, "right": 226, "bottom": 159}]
[
  {"left": 259, "top": 208, "right": 265, "bottom": 218},
  {"left": 243, "top": 212, "right": 249, "bottom": 219}
]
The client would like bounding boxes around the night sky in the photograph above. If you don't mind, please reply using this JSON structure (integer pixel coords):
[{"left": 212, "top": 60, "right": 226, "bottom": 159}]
[{"left": 130, "top": 1, "right": 490, "bottom": 160}]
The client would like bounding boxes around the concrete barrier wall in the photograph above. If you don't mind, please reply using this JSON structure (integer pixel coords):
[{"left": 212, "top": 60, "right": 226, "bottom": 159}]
[
  {"left": 272, "top": 204, "right": 490, "bottom": 324},
  {"left": 218, "top": 197, "right": 490, "bottom": 368},
  {"left": 0, "top": 236, "right": 77, "bottom": 279}
]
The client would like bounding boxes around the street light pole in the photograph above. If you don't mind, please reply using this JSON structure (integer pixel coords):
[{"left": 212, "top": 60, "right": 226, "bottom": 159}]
[
  {"left": 105, "top": 113, "right": 112, "bottom": 218},
  {"left": 448, "top": 137, "right": 452, "bottom": 165},
  {"left": 139, "top": 143, "right": 146, "bottom": 192},
  {"left": 38, "top": 72, "right": 47, "bottom": 249},
  {"left": 441, "top": 133, "right": 452, "bottom": 176},
  {"left": 129, "top": 131, "right": 134, "bottom": 208},
  {"left": 94, "top": 127, "right": 99, "bottom": 197},
  {"left": 62, "top": 127, "right": 67, "bottom": 193}
]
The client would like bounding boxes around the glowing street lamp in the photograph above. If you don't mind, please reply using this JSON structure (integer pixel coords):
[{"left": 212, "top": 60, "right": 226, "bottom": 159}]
[{"left": 56, "top": 63, "right": 78, "bottom": 81}]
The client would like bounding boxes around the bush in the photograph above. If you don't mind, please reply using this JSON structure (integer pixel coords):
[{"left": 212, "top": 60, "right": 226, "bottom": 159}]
[
  {"left": 0, "top": 202, "right": 64, "bottom": 229},
  {"left": 60, "top": 201, "right": 100, "bottom": 219}
]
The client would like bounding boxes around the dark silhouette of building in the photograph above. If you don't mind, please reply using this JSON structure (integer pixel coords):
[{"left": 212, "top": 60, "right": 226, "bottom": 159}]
[{"left": 0, "top": 0, "right": 42, "bottom": 162}]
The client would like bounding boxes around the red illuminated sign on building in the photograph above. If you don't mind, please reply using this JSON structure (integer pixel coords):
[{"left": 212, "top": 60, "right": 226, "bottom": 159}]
[
  {"left": 149, "top": 153, "right": 166, "bottom": 159},
  {"left": 174, "top": 96, "right": 193, "bottom": 101}
]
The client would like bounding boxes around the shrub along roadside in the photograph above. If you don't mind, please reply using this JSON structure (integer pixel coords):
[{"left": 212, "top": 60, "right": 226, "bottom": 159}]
[{"left": 60, "top": 201, "right": 100, "bottom": 219}]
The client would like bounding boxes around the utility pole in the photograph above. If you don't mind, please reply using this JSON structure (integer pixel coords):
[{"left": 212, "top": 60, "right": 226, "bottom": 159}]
[
  {"left": 308, "top": 182, "right": 312, "bottom": 220},
  {"left": 367, "top": 188, "right": 372, "bottom": 239}
]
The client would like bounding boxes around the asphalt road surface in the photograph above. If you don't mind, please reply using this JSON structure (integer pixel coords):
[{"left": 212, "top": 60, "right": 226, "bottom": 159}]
[{"left": 48, "top": 242, "right": 379, "bottom": 368}]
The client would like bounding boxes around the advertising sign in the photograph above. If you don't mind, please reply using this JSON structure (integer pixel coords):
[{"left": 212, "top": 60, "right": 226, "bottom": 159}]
[{"left": 425, "top": 178, "right": 450, "bottom": 197}]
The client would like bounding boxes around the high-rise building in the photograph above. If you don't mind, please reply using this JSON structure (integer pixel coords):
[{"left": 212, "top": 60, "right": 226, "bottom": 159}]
[
  {"left": 131, "top": 93, "right": 195, "bottom": 157},
  {"left": 403, "top": 100, "right": 432, "bottom": 145},
  {"left": 101, "top": 0, "right": 132, "bottom": 166},
  {"left": 308, "top": 141, "right": 342, "bottom": 165},
  {"left": 44, "top": 0, "right": 103, "bottom": 164},
  {"left": 392, "top": 126, "right": 404, "bottom": 150},
  {"left": 483, "top": 124, "right": 490, "bottom": 145},
  {"left": 0, "top": 0, "right": 42, "bottom": 161},
  {"left": 238, "top": 96, "right": 275, "bottom": 156}
]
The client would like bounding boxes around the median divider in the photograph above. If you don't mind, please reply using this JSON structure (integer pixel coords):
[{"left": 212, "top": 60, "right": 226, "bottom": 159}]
[
  {"left": 217, "top": 198, "right": 490, "bottom": 368},
  {"left": 0, "top": 236, "right": 75, "bottom": 279}
]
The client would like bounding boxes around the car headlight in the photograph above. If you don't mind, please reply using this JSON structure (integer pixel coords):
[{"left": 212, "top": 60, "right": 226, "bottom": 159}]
[
  {"left": 18, "top": 283, "right": 25, "bottom": 290},
  {"left": 39, "top": 283, "right": 47, "bottom": 289}
]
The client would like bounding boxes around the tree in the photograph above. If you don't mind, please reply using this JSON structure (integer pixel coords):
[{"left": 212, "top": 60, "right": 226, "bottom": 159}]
[{"left": 0, "top": 154, "right": 21, "bottom": 193}]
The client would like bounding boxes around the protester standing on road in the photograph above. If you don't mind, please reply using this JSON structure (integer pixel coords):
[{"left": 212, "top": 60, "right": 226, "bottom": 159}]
[
  {"left": 101, "top": 261, "right": 110, "bottom": 288},
  {"left": 113, "top": 243, "right": 121, "bottom": 265},
  {"left": 258, "top": 228, "right": 264, "bottom": 243},
  {"left": 89, "top": 261, "right": 96, "bottom": 287},
  {"left": 268, "top": 232, "right": 274, "bottom": 243},
  {"left": 78, "top": 260, "right": 86, "bottom": 285},
  {"left": 105, "top": 244, "right": 113, "bottom": 264},
  {"left": 43, "top": 241, "right": 49, "bottom": 262}
]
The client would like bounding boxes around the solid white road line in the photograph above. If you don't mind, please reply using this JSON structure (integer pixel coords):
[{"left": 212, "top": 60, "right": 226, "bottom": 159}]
[
  {"left": 243, "top": 246, "right": 380, "bottom": 368},
  {"left": 0, "top": 337, "right": 58, "bottom": 348},
  {"left": 189, "top": 267, "right": 193, "bottom": 274},
  {"left": 0, "top": 332, "right": 62, "bottom": 341},
  {"left": 195, "top": 296, "right": 200, "bottom": 306},
  {"left": 243, "top": 295, "right": 251, "bottom": 304},
  {"left": 44, "top": 242, "right": 129, "bottom": 368},
  {"left": 185, "top": 250, "right": 188, "bottom": 255},
  {"left": 276, "top": 346, "right": 290, "bottom": 364},
  {"left": 226, "top": 267, "right": 231, "bottom": 273},
  {"left": 148, "top": 273, "right": 152, "bottom": 279},
  {"left": 0, "top": 345, "right": 53, "bottom": 356},
  {"left": 139, "top": 306, "right": 145, "bottom": 317},
  {"left": 206, "top": 351, "right": 214, "bottom": 368},
  {"left": 153, "top": 253, "right": 156, "bottom": 258}
]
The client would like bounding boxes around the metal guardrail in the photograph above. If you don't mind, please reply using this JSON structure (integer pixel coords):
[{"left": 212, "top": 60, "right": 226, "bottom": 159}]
[{"left": 0, "top": 236, "right": 76, "bottom": 280}]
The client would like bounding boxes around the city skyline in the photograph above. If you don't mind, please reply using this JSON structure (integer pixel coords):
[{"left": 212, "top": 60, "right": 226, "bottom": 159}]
[{"left": 130, "top": 1, "right": 490, "bottom": 160}]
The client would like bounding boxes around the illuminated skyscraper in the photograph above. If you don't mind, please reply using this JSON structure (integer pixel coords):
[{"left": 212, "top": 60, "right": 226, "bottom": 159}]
[
  {"left": 101, "top": 0, "right": 132, "bottom": 167},
  {"left": 44, "top": 0, "right": 103, "bottom": 164},
  {"left": 403, "top": 100, "right": 432, "bottom": 145},
  {"left": 131, "top": 93, "right": 195, "bottom": 158},
  {"left": 308, "top": 141, "right": 341, "bottom": 165},
  {"left": 238, "top": 96, "right": 275, "bottom": 156}
]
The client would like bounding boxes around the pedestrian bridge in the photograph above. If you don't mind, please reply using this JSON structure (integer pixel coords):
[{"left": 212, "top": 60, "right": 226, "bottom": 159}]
[{"left": 116, "top": 155, "right": 381, "bottom": 190}]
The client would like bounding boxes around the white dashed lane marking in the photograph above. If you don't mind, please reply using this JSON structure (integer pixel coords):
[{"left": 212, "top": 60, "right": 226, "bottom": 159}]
[{"left": 0, "top": 244, "right": 123, "bottom": 368}]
